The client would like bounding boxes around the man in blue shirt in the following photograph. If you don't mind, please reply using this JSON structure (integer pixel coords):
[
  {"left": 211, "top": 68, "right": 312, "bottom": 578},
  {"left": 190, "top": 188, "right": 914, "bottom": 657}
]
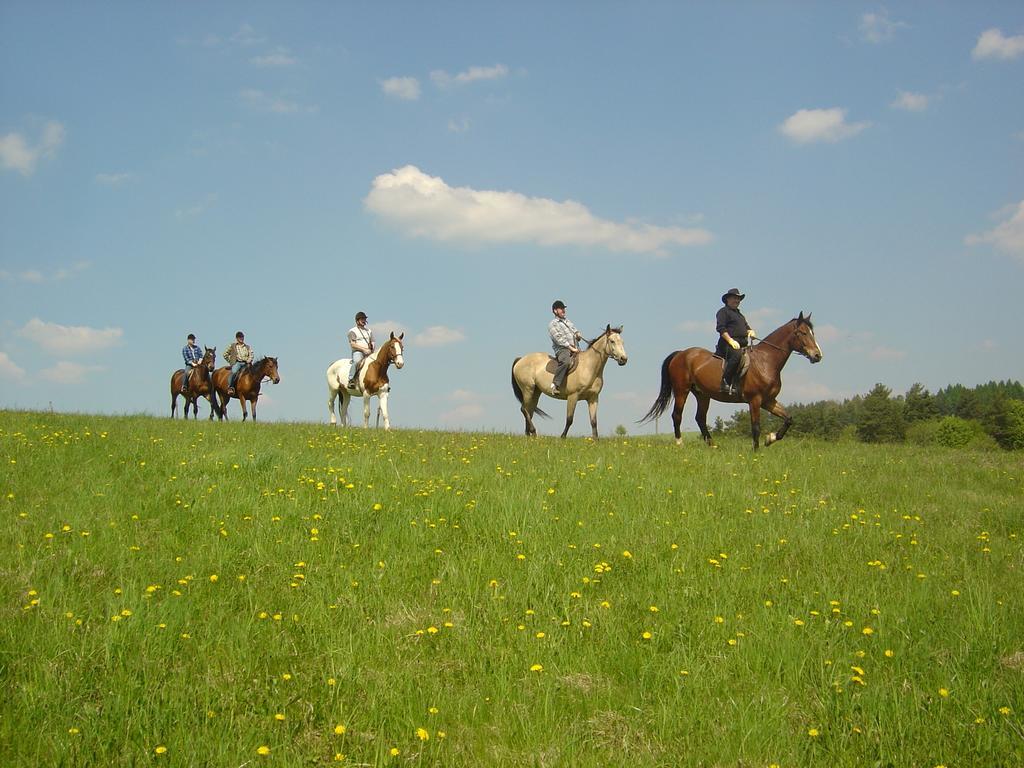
[
  {"left": 181, "top": 333, "right": 203, "bottom": 393},
  {"left": 548, "top": 300, "right": 581, "bottom": 396}
]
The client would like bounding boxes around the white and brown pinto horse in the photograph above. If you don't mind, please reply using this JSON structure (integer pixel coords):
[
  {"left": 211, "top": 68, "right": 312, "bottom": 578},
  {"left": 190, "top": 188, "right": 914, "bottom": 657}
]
[
  {"left": 326, "top": 332, "right": 405, "bottom": 430},
  {"left": 512, "top": 325, "right": 628, "bottom": 438}
]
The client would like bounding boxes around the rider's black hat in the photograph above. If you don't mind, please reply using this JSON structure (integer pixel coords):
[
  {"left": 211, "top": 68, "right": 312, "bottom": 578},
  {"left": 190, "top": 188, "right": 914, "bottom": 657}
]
[
  {"left": 552, "top": 300, "right": 566, "bottom": 311},
  {"left": 187, "top": 333, "right": 196, "bottom": 340},
  {"left": 721, "top": 288, "right": 745, "bottom": 303},
  {"left": 355, "top": 311, "right": 367, "bottom": 321}
]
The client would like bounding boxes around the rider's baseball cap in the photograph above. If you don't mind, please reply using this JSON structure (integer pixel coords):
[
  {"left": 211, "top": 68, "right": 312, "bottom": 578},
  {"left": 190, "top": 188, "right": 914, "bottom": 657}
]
[
  {"left": 355, "top": 311, "right": 368, "bottom": 321},
  {"left": 552, "top": 300, "right": 566, "bottom": 311}
]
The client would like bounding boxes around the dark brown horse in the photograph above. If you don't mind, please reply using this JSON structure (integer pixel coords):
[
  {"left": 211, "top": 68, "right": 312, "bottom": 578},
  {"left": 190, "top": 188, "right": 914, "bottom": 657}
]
[
  {"left": 640, "top": 313, "right": 823, "bottom": 450},
  {"left": 170, "top": 346, "right": 218, "bottom": 420},
  {"left": 211, "top": 357, "right": 281, "bottom": 422}
]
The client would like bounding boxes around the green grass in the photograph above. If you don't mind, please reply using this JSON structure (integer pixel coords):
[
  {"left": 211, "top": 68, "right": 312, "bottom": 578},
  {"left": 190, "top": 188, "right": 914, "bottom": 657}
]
[{"left": 2, "top": 411, "right": 1022, "bottom": 767}]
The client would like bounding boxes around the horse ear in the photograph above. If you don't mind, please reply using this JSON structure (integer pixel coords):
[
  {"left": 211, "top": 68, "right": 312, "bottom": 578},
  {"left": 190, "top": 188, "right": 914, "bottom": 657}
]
[
  {"left": 798, "top": 311, "right": 804, "bottom": 321},
  {"left": 605, "top": 324, "right": 611, "bottom": 334},
  {"left": 806, "top": 312, "right": 812, "bottom": 322},
  {"left": 398, "top": 332, "right": 404, "bottom": 340},
  {"left": 390, "top": 331, "right": 395, "bottom": 340}
]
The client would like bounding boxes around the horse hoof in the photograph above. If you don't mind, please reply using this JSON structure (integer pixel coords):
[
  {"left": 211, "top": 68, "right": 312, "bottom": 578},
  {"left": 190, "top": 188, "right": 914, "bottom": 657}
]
[
  {"left": 765, "top": 432, "right": 777, "bottom": 446},
  {"left": 675, "top": 438, "right": 682, "bottom": 447}
]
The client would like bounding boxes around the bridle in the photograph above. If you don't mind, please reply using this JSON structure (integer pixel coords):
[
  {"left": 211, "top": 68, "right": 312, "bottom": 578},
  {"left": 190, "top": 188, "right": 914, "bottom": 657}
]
[{"left": 751, "top": 322, "right": 816, "bottom": 360}]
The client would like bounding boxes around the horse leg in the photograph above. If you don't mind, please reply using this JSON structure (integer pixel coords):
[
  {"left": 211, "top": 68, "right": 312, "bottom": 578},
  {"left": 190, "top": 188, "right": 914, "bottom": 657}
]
[
  {"left": 171, "top": 391, "right": 178, "bottom": 419},
  {"left": 379, "top": 392, "right": 391, "bottom": 431},
  {"left": 695, "top": 394, "right": 714, "bottom": 446},
  {"left": 328, "top": 386, "right": 338, "bottom": 425},
  {"left": 748, "top": 395, "right": 763, "bottom": 450},
  {"left": 671, "top": 390, "right": 690, "bottom": 446},
  {"left": 208, "top": 392, "right": 216, "bottom": 421},
  {"left": 763, "top": 400, "right": 792, "bottom": 447},
  {"left": 251, "top": 396, "right": 257, "bottom": 422},
  {"left": 520, "top": 386, "right": 539, "bottom": 436},
  {"left": 587, "top": 397, "right": 599, "bottom": 439},
  {"left": 560, "top": 394, "right": 579, "bottom": 438},
  {"left": 363, "top": 394, "right": 371, "bottom": 428}
]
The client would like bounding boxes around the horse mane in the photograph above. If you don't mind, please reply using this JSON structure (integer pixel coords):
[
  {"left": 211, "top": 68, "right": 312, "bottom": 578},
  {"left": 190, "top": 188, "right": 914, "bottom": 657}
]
[{"left": 585, "top": 326, "right": 623, "bottom": 347}]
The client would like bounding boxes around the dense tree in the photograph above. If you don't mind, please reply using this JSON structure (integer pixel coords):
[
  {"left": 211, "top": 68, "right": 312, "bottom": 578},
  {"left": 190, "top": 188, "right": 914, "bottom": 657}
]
[
  {"left": 904, "top": 383, "right": 939, "bottom": 423},
  {"left": 857, "top": 383, "right": 905, "bottom": 443}
]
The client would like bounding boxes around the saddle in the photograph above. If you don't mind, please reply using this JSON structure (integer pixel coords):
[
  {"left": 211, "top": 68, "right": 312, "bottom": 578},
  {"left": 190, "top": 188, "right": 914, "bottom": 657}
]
[
  {"left": 713, "top": 349, "right": 750, "bottom": 378},
  {"left": 545, "top": 354, "right": 578, "bottom": 376}
]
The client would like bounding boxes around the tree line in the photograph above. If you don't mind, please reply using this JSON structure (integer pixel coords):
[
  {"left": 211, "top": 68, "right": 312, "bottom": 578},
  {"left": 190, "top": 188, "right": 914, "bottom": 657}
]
[{"left": 713, "top": 380, "right": 1024, "bottom": 450}]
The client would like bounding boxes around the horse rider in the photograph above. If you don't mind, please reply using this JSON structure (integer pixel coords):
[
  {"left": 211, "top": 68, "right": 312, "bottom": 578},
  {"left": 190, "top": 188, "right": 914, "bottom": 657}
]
[
  {"left": 548, "top": 300, "right": 582, "bottom": 396},
  {"left": 347, "top": 311, "right": 375, "bottom": 390},
  {"left": 181, "top": 333, "right": 203, "bottom": 394},
  {"left": 716, "top": 288, "right": 756, "bottom": 396},
  {"left": 225, "top": 330, "right": 253, "bottom": 396}
]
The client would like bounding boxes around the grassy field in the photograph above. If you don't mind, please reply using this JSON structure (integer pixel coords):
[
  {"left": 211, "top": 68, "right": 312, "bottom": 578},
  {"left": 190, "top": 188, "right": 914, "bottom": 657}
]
[{"left": 2, "top": 410, "right": 1022, "bottom": 767}]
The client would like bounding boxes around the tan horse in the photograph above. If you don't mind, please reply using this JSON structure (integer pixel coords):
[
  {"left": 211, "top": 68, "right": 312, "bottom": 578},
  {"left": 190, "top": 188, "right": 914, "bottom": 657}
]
[
  {"left": 512, "top": 325, "right": 628, "bottom": 438},
  {"left": 639, "top": 313, "right": 822, "bottom": 450},
  {"left": 326, "top": 333, "right": 405, "bottom": 429},
  {"left": 211, "top": 357, "right": 281, "bottom": 422},
  {"left": 170, "top": 346, "right": 218, "bottom": 420}
]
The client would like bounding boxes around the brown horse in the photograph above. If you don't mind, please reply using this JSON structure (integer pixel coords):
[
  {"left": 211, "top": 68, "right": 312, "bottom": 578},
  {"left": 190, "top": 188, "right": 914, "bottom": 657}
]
[
  {"left": 639, "top": 313, "right": 822, "bottom": 450},
  {"left": 170, "top": 347, "right": 218, "bottom": 420},
  {"left": 211, "top": 357, "right": 281, "bottom": 422}
]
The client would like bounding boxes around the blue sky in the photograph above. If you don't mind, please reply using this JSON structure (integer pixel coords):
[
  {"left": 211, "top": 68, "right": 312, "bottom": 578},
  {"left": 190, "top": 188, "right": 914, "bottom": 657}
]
[{"left": 2, "top": 2, "right": 1022, "bottom": 434}]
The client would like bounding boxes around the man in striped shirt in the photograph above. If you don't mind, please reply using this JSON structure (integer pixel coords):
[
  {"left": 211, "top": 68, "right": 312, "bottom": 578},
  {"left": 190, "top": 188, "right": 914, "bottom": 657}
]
[{"left": 548, "top": 300, "right": 581, "bottom": 396}]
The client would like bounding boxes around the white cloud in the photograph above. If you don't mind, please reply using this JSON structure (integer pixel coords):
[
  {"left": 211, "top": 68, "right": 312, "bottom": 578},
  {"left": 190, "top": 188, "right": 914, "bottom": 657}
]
[
  {"left": 380, "top": 77, "right": 421, "bottom": 101},
  {"left": 231, "top": 23, "right": 266, "bottom": 46},
  {"left": 891, "top": 90, "right": 929, "bottom": 112},
  {"left": 96, "top": 172, "right": 133, "bottom": 186},
  {"left": 780, "top": 108, "right": 870, "bottom": 144},
  {"left": 1, "top": 261, "right": 90, "bottom": 283},
  {"left": 439, "top": 389, "right": 489, "bottom": 424},
  {"left": 973, "top": 28, "right": 1024, "bottom": 60},
  {"left": 448, "top": 118, "right": 471, "bottom": 133},
  {"left": 869, "top": 345, "right": 906, "bottom": 362},
  {"left": 413, "top": 326, "right": 466, "bottom": 347},
  {"left": 431, "top": 64, "right": 509, "bottom": 87},
  {"left": 0, "top": 352, "right": 26, "bottom": 381},
  {"left": 250, "top": 48, "right": 297, "bottom": 68},
  {"left": 369, "top": 319, "right": 408, "bottom": 339},
  {"left": 175, "top": 193, "right": 218, "bottom": 218},
  {"left": 16, "top": 318, "right": 123, "bottom": 356},
  {"left": 39, "top": 361, "right": 104, "bottom": 385},
  {"left": 860, "top": 10, "right": 908, "bottom": 43},
  {"left": 965, "top": 200, "right": 1024, "bottom": 261},
  {"left": 365, "top": 165, "right": 713, "bottom": 256},
  {"left": 239, "top": 88, "right": 316, "bottom": 114},
  {"left": 0, "top": 120, "right": 66, "bottom": 176}
]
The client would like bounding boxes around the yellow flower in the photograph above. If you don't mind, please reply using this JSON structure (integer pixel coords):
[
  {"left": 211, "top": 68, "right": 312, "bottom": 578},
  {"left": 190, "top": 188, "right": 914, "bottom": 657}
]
[
  {"left": 389, "top": 747, "right": 400, "bottom": 756},
  {"left": 154, "top": 746, "right": 167, "bottom": 755},
  {"left": 530, "top": 664, "right": 544, "bottom": 672},
  {"left": 416, "top": 727, "right": 430, "bottom": 741},
  {"left": 327, "top": 678, "right": 337, "bottom": 686},
  {"left": 999, "top": 706, "right": 1012, "bottom": 715},
  {"left": 257, "top": 745, "right": 271, "bottom": 756},
  {"left": 884, "top": 649, "right": 895, "bottom": 658},
  {"left": 209, "top": 574, "right": 218, "bottom": 583},
  {"left": 808, "top": 728, "right": 820, "bottom": 737},
  {"left": 334, "top": 724, "right": 346, "bottom": 735},
  {"left": 938, "top": 688, "right": 949, "bottom": 698},
  {"left": 274, "top": 713, "right": 286, "bottom": 721},
  {"left": 861, "top": 626, "right": 874, "bottom": 635},
  {"left": 642, "top": 631, "right": 653, "bottom": 640}
]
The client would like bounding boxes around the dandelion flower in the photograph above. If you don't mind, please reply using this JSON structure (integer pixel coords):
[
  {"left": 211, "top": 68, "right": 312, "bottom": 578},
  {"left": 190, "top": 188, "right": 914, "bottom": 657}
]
[
  {"left": 257, "top": 745, "right": 271, "bottom": 756},
  {"left": 274, "top": 713, "right": 286, "bottom": 721},
  {"left": 334, "top": 724, "right": 346, "bottom": 735},
  {"left": 530, "top": 663, "right": 544, "bottom": 672},
  {"left": 154, "top": 746, "right": 167, "bottom": 755},
  {"left": 416, "top": 727, "right": 430, "bottom": 741},
  {"left": 642, "top": 631, "right": 653, "bottom": 640},
  {"left": 389, "top": 747, "right": 400, "bottom": 756},
  {"left": 808, "top": 728, "right": 820, "bottom": 737},
  {"left": 939, "top": 688, "right": 949, "bottom": 698}
]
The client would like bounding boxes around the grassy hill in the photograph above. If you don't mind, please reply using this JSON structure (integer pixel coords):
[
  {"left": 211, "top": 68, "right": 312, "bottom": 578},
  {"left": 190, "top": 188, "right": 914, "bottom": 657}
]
[{"left": 2, "top": 411, "right": 1022, "bottom": 766}]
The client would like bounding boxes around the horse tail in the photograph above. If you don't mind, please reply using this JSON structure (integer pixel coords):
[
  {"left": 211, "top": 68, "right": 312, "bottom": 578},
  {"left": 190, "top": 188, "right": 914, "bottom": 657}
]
[
  {"left": 638, "top": 352, "right": 679, "bottom": 423},
  {"left": 511, "top": 357, "right": 550, "bottom": 419}
]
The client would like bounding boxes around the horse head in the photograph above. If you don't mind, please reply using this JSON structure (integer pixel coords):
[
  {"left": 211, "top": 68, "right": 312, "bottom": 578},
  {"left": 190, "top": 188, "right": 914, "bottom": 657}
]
[
  {"left": 387, "top": 332, "right": 405, "bottom": 369},
  {"left": 791, "top": 313, "right": 823, "bottom": 363},
  {"left": 595, "top": 324, "right": 628, "bottom": 366},
  {"left": 261, "top": 356, "right": 281, "bottom": 384},
  {"left": 202, "top": 347, "right": 217, "bottom": 372}
]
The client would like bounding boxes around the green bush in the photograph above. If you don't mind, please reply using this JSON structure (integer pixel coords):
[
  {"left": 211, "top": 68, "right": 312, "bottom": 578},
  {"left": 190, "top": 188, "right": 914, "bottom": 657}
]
[{"left": 906, "top": 417, "right": 998, "bottom": 450}]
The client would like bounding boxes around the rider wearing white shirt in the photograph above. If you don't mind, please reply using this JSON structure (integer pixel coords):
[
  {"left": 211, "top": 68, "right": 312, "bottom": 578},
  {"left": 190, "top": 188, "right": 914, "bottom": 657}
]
[{"left": 347, "top": 311, "right": 375, "bottom": 390}]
